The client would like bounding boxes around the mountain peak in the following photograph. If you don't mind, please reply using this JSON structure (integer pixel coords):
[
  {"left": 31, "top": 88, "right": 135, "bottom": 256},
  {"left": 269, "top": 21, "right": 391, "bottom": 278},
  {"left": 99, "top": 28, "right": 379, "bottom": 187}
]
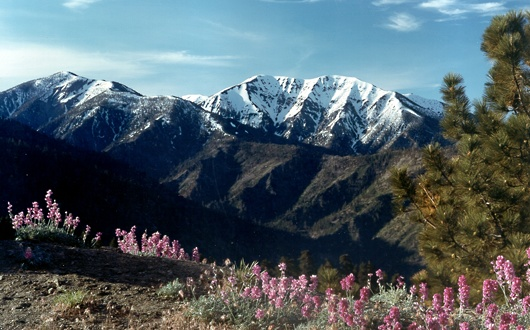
[
  {"left": 191, "top": 74, "right": 443, "bottom": 153},
  {"left": 1, "top": 72, "right": 443, "bottom": 156}
]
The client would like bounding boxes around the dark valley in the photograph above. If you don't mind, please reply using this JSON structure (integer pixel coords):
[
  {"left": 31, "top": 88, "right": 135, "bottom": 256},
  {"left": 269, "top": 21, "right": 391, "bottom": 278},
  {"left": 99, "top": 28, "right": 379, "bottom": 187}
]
[{"left": 0, "top": 72, "right": 446, "bottom": 276}]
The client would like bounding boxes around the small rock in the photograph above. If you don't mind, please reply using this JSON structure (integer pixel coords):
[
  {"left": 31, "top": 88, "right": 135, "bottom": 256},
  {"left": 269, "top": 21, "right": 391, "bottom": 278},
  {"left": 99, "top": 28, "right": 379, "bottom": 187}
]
[{"left": 18, "top": 302, "right": 31, "bottom": 309}]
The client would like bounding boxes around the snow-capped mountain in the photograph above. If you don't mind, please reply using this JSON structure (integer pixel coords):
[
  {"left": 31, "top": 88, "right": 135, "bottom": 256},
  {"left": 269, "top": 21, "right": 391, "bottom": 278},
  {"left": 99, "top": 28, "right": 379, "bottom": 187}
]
[
  {"left": 0, "top": 72, "right": 445, "bottom": 273},
  {"left": 185, "top": 75, "right": 443, "bottom": 153},
  {"left": 0, "top": 72, "right": 444, "bottom": 175},
  {"left": 0, "top": 72, "right": 219, "bottom": 176}
]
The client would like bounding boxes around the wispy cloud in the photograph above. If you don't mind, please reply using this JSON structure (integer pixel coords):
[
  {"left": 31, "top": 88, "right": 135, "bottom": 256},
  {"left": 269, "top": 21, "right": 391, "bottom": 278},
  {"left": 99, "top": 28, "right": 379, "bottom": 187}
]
[
  {"left": 373, "top": 0, "right": 508, "bottom": 19},
  {"left": 419, "top": 0, "right": 507, "bottom": 17},
  {"left": 469, "top": 2, "right": 507, "bottom": 14},
  {"left": 372, "top": 0, "right": 415, "bottom": 6},
  {"left": 260, "top": 0, "right": 323, "bottom": 3},
  {"left": 0, "top": 43, "right": 142, "bottom": 81},
  {"left": 63, "top": 0, "right": 101, "bottom": 10},
  {"left": 202, "top": 20, "right": 265, "bottom": 42},
  {"left": 136, "top": 51, "right": 239, "bottom": 67},
  {"left": 0, "top": 42, "right": 238, "bottom": 89},
  {"left": 385, "top": 12, "right": 422, "bottom": 31}
]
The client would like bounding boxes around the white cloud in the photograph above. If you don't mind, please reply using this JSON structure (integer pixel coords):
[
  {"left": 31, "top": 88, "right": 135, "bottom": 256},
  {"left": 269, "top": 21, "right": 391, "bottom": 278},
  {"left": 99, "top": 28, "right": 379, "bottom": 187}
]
[
  {"left": 374, "top": 0, "right": 508, "bottom": 18},
  {"left": 0, "top": 42, "right": 238, "bottom": 92},
  {"left": 372, "top": 0, "right": 415, "bottom": 6},
  {"left": 260, "top": 0, "right": 322, "bottom": 3},
  {"left": 385, "top": 12, "right": 422, "bottom": 31},
  {"left": 0, "top": 43, "right": 138, "bottom": 80},
  {"left": 469, "top": 2, "right": 506, "bottom": 14},
  {"left": 63, "top": 0, "right": 102, "bottom": 10},
  {"left": 419, "top": 0, "right": 507, "bottom": 17},
  {"left": 136, "top": 51, "right": 239, "bottom": 67}
]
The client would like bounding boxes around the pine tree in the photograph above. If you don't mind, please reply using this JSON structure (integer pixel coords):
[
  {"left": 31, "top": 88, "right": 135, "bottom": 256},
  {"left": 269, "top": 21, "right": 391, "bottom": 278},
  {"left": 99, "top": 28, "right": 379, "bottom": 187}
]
[
  {"left": 338, "top": 253, "right": 354, "bottom": 277},
  {"left": 317, "top": 259, "right": 340, "bottom": 292},
  {"left": 391, "top": 10, "right": 530, "bottom": 292},
  {"left": 298, "top": 250, "right": 316, "bottom": 276}
]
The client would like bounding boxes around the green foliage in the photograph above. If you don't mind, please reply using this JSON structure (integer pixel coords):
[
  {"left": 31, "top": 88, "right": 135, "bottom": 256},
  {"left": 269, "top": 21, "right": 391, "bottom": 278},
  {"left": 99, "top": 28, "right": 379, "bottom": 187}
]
[
  {"left": 391, "top": 9, "right": 530, "bottom": 292},
  {"left": 317, "top": 261, "right": 340, "bottom": 292},
  {"left": 298, "top": 250, "right": 316, "bottom": 276},
  {"left": 157, "top": 278, "right": 187, "bottom": 299},
  {"left": 53, "top": 290, "right": 88, "bottom": 309},
  {"left": 16, "top": 225, "right": 83, "bottom": 247}
]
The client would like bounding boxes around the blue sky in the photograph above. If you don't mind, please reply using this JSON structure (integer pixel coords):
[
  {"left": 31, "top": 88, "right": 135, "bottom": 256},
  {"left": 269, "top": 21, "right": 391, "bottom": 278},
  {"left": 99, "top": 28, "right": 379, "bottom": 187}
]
[{"left": 1, "top": 1, "right": 529, "bottom": 101}]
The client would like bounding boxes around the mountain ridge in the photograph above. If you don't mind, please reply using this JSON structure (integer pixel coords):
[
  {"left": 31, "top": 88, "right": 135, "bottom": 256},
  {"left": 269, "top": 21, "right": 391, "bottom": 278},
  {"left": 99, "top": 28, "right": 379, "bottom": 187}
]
[
  {"left": 184, "top": 74, "right": 443, "bottom": 154},
  {"left": 1, "top": 72, "right": 443, "bottom": 159},
  {"left": 0, "top": 72, "right": 445, "bottom": 275}
]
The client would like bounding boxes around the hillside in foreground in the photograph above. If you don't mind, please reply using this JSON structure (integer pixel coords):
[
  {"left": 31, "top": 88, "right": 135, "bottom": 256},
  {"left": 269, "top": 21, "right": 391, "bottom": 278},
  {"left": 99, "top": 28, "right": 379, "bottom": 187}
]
[{"left": 0, "top": 240, "right": 213, "bottom": 329}]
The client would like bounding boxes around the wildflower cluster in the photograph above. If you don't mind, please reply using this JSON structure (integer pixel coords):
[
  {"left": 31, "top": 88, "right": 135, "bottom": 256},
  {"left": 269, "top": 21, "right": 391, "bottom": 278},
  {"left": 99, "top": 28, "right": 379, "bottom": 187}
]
[
  {"left": 7, "top": 190, "right": 101, "bottom": 247},
  {"left": 318, "top": 251, "right": 530, "bottom": 329},
  {"left": 186, "top": 261, "right": 321, "bottom": 328},
  {"left": 178, "top": 248, "right": 530, "bottom": 329},
  {"left": 323, "top": 274, "right": 371, "bottom": 328},
  {"left": 115, "top": 225, "right": 200, "bottom": 262}
]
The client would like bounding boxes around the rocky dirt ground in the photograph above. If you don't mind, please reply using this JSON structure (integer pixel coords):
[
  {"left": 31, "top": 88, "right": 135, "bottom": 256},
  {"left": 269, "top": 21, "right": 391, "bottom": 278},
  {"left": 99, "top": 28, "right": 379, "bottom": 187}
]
[{"left": 0, "top": 240, "right": 224, "bottom": 329}]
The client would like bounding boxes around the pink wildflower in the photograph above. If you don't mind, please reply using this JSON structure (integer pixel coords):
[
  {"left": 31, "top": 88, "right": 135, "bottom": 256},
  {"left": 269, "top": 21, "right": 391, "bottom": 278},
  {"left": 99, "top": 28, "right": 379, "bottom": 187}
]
[
  {"left": 379, "top": 306, "right": 401, "bottom": 330},
  {"left": 510, "top": 276, "right": 522, "bottom": 302},
  {"left": 396, "top": 275, "right": 405, "bottom": 288},
  {"left": 458, "top": 275, "right": 470, "bottom": 311},
  {"left": 241, "top": 287, "right": 251, "bottom": 298},
  {"left": 301, "top": 304, "right": 311, "bottom": 318},
  {"left": 191, "top": 247, "right": 200, "bottom": 262},
  {"left": 252, "top": 264, "right": 261, "bottom": 277},
  {"left": 7, "top": 202, "right": 13, "bottom": 215},
  {"left": 376, "top": 269, "right": 384, "bottom": 286},
  {"left": 278, "top": 262, "right": 287, "bottom": 275},
  {"left": 24, "top": 247, "right": 33, "bottom": 260},
  {"left": 482, "top": 279, "right": 498, "bottom": 306},
  {"left": 522, "top": 296, "right": 530, "bottom": 314},
  {"left": 443, "top": 287, "right": 454, "bottom": 313},
  {"left": 326, "top": 288, "right": 339, "bottom": 324},
  {"left": 485, "top": 303, "right": 499, "bottom": 329},
  {"left": 309, "top": 275, "right": 318, "bottom": 292},
  {"left": 83, "top": 224, "right": 91, "bottom": 242},
  {"left": 359, "top": 287, "right": 370, "bottom": 302},
  {"left": 227, "top": 276, "right": 237, "bottom": 287},
  {"left": 432, "top": 293, "right": 443, "bottom": 314},
  {"left": 170, "top": 240, "right": 181, "bottom": 258},
  {"left": 312, "top": 295, "right": 322, "bottom": 310},
  {"left": 11, "top": 211, "right": 25, "bottom": 230},
  {"left": 459, "top": 322, "right": 470, "bottom": 330},
  {"left": 419, "top": 282, "right": 428, "bottom": 302},
  {"left": 340, "top": 273, "right": 355, "bottom": 292},
  {"left": 45, "top": 190, "right": 53, "bottom": 209},
  {"left": 30, "top": 202, "right": 43, "bottom": 223},
  {"left": 255, "top": 308, "right": 265, "bottom": 320},
  {"left": 250, "top": 286, "right": 261, "bottom": 300},
  {"left": 409, "top": 284, "right": 417, "bottom": 296},
  {"left": 274, "top": 296, "right": 284, "bottom": 308},
  {"left": 408, "top": 322, "right": 419, "bottom": 330},
  {"left": 494, "top": 255, "right": 515, "bottom": 284},
  {"left": 499, "top": 312, "right": 517, "bottom": 330},
  {"left": 476, "top": 303, "right": 484, "bottom": 315}
]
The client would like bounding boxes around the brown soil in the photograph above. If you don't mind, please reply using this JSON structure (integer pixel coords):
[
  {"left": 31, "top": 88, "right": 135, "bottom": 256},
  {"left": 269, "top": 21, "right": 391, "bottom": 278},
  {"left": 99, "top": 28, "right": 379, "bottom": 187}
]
[{"left": 0, "top": 240, "right": 217, "bottom": 329}]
